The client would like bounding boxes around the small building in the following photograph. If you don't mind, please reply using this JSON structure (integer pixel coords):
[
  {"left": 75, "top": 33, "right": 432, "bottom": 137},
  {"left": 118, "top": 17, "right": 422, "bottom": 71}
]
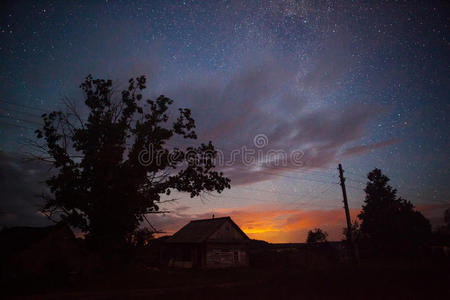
[
  {"left": 0, "top": 222, "right": 81, "bottom": 281},
  {"left": 162, "top": 216, "right": 249, "bottom": 268}
]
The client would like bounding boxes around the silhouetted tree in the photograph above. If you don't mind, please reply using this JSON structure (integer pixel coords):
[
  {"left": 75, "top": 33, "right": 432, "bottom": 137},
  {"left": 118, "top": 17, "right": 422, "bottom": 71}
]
[
  {"left": 127, "top": 227, "right": 154, "bottom": 247},
  {"left": 358, "top": 169, "right": 431, "bottom": 255},
  {"left": 432, "top": 209, "right": 450, "bottom": 247},
  {"left": 306, "top": 228, "right": 328, "bottom": 243},
  {"left": 34, "top": 75, "right": 230, "bottom": 248},
  {"left": 445, "top": 208, "right": 450, "bottom": 230},
  {"left": 342, "top": 220, "right": 361, "bottom": 243}
]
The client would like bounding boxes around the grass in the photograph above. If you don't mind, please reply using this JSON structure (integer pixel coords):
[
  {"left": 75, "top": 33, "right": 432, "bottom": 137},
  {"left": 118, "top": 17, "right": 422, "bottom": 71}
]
[{"left": 4, "top": 258, "right": 450, "bottom": 299}]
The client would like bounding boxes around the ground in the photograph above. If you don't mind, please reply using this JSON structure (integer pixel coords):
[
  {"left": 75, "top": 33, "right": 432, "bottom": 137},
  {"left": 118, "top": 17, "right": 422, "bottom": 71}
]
[{"left": 3, "top": 258, "right": 449, "bottom": 299}]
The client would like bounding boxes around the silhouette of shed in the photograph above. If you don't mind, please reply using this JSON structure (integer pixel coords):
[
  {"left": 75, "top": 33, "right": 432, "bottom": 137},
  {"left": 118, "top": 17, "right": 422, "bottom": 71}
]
[
  {"left": 162, "top": 216, "right": 249, "bottom": 268},
  {"left": 0, "top": 222, "right": 81, "bottom": 280}
]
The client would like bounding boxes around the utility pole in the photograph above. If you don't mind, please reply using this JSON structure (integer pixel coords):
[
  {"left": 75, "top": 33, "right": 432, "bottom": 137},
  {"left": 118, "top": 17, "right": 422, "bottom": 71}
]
[
  {"left": 338, "top": 163, "right": 359, "bottom": 264},
  {"left": 338, "top": 163, "right": 352, "bottom": 239}
]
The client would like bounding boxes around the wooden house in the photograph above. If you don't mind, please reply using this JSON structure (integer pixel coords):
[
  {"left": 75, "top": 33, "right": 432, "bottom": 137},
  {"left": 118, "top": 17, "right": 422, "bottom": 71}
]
[{"left": 162, "top": 216, "right": 249, "bottom": 268}]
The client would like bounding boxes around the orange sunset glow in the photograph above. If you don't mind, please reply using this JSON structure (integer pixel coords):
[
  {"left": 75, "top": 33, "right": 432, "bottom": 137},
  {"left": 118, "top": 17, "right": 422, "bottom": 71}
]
[
  {"left": 225, "top": 207, "right": 362, "bottom": 243},
  {"left": 156, "top": 202, "right": 446, "bottom": 243},
  {"left": 156, "top": 203, "right": 363, "bottom": 243}
]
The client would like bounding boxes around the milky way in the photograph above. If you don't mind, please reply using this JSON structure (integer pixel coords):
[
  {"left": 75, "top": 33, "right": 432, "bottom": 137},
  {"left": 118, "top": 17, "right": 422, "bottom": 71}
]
[{"left": 0, "top": 1, "right": 448, "bottom": 241}]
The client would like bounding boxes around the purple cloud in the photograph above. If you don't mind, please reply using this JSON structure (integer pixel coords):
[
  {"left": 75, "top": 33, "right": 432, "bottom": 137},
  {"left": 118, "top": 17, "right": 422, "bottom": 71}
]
[{"left": 162, "top": 60, "right": 387, "bottom": 185}]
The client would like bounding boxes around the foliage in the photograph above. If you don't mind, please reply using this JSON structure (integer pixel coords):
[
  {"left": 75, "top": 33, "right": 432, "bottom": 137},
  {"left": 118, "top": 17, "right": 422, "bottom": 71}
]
[
  {"left": 342, "top": 220, "right": 361, "bottom": 242},
  {"left": 358, "top": 169, "right": 431, "bottom": 254},
  {"left": 127, "top": 227, "right": 154, "bottom": 247},
  {"left": 34, "top": 75, "right": 230, "bottom": 246},
  {"left": 445, "top": 208, "right": 450, "bottom": 230},
  {"left": 306, "top": 228, "right": 328, "bottom": 244},
  {"left": 432, "top": 209, "right": 450, "bottom": 246}
]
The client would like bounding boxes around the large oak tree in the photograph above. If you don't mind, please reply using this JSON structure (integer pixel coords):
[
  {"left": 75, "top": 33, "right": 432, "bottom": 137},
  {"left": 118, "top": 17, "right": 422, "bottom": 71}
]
[{"left": 35, "top": 75, "right": 230, "bottom": 246}]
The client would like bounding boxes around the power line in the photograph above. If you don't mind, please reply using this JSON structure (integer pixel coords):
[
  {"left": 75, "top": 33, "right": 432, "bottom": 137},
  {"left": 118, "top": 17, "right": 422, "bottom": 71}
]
[
  {"left": 345, "top": 170, "right": 367, "bottom": 179},
  {"left": 0, "top": 117, "right": 337, "bottom": 187},
  {"left": 346, "top": 184, "right": 364, "bottom": 191},
  {"left": 164, "top": 139, "right": 340, "bottom": 184},
  {"left": 231, "top": 166, "right": 338, "bottom": 185},
  {"left": 230, "top": 165, "right": 339, "bottom": 185},
  {"left": 346, "top": 178, "right": 366, "bottom": 185},
  {"left": 0, "top": 121, "right": 35, "bottom": 130},
  {"left": 180, "top": 193, "right": 340, "bottom": 209},
  {"left": 0, "top": 106, "right": 43, "bottom": 119},
  {"left": 0, "top": 99, "right": 49, "bottom": 112},
  {"left": 4, "top": 105, "right": 439, "bottom": 207},
  {"left": 0, "top": 108, "right": 340, "bottom": 186},
  {"left": 345, "top": 184, "right": 449, "bottom": 205},
  {"left": 0, "top": 115, "right": 42, "bottom": 126},
  {"left": 238, "top": 186, "right": 316, "bottom": 198},
  {"left": 164, "top": 140, "right": 339, "bottom": 180},
  {"left": 286, "top": 184, "right": 338, "bottom": 208}
]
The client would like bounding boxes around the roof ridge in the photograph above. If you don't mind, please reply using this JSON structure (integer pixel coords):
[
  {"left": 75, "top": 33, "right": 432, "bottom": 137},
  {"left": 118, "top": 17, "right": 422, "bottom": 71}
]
[
  {"left": 190, "top": 216, "right": 230, "bottom": 222},
  {"left": 166, "top": 216, "right": 247, "bottom": 243}
]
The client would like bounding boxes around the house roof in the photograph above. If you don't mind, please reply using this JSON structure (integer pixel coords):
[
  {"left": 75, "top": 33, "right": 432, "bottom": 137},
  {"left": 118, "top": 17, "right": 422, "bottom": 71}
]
[
  {"left": 0, "top": 222, "right": 73, "bottom": 259},
  {"left": 166, "top": 216, "right": 249, "bottom": 243}
]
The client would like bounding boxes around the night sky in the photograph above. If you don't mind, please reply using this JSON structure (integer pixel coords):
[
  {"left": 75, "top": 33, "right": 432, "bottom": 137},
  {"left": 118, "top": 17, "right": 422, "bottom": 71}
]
[{"left": 0, "top": 0, "right": 449, "bottom": 242}]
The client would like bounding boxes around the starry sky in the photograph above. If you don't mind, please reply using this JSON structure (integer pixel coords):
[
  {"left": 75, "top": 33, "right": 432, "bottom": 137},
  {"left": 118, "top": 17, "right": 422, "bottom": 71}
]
[{"left": 0, "top": 0, "right": 449, "bottom": 242}]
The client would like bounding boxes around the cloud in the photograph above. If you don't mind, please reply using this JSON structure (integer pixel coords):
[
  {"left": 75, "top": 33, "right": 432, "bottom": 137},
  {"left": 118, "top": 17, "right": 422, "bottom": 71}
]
[
  {"left": 164, "top": 60, "right": 383, "bottom": 185},
  {"left": 0, "top": 151, "right": 51, "bottom": 228},
  {"left": 341, "top": 139, "right": 399, "bottom": 157}
]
